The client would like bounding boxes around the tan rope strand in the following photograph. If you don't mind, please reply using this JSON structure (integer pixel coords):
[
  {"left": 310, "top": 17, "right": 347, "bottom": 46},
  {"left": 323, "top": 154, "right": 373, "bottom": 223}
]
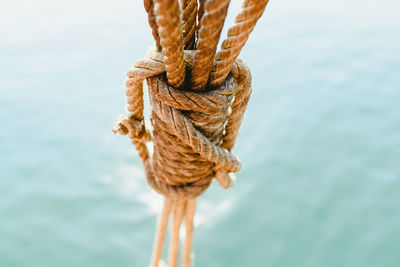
[
  {"left": 210, "top": 0, "right": 269, "bottom": 86},
  {"left": 144, "top": 0, "right": 162, "bottom": 51},
  {"left": 150, "top": 197, "right": 173, "bottom": 267},
  {"left": 183, "top": 198, "right": 197, "bottom": 267},
  {"left": 221, "top": 58, "right": 252, "bottom": 150},
  {"left": 197, "top": 0, "right": 206, "bottom": 36},
  {"left": 168, "top": 200, "right": 186, "bottom": 267},
  {"left": 191, "top": 0, "right": 231, "bottom": 90},
  {"left": 181, "top": 0, "right": 198, "bottom": 49},
  {"left": 113, "top": 0, "right": 269, "bottom": 260},
  {"left": 154, "top": 0, "right": 186, "bottom": 87}
]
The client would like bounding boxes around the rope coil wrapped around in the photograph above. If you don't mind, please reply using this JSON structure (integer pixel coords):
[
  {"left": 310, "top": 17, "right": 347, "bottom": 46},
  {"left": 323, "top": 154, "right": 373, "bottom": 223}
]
[
  {"left": 113, "top": 50, "right": 251, "bottom": 198},
  {"left": 113, "top": 0, "right": 269, "bottom": 266}
]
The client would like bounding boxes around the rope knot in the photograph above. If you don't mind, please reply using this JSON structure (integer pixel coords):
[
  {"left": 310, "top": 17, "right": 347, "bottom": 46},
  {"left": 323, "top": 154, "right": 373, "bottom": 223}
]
[
  {"left": 114, "top": 0, "right": 270, "bottom": 264},
  {"left": 114, "top": 51, "right": 252, "bottom": 200},
  {"left": 146, "top": 71, "right": 240, "bottom": 197},
  {"left": 112, "top": 115, "right": 151, "bottom": 143}
]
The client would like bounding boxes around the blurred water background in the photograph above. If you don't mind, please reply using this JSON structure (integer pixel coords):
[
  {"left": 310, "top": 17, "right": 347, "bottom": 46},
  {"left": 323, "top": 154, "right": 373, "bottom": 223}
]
[{"left": 1, "top": 0, "right": 400, "bottom": 266}]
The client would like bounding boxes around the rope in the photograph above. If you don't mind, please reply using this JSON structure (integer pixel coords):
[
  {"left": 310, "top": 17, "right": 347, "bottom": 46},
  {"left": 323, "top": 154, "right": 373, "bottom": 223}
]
[
  {"left": 196, "top": 0, "right": 206, "bottom": 39},
  {"left": 181, "top": 0, "right": 197, "bottom": 49},
  {"left": 168, "top": 199, "right": 185, "bottom": 267},
  {"left": 116, "top": 50, "right": 250, "bottom": 198},
  {"left": 113, "top": 0, "right": 269, "bottom": 265},
  {"left": 191, "top": 0, "right": 231, "bottom": 90},
  {"left": 210, "top": 0, "right": 270, "bottom": 86},
  {"left": 150, "top": 197, "right": 173, "bottom": 267},
  {"left": 154, "top": 0, "right": 185, "bottom": 87},
  {"left": 183, "top": 198, "right": 196, "bottom": 267},
  {"left": 144, "top": 0, "right": 162, "bottom": 51}
]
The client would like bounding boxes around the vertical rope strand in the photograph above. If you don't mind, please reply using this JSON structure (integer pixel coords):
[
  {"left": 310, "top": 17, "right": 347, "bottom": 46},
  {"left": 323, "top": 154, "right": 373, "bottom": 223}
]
[
  {"left": 197, "top": 0, "right": 206, "bottom": 35},
  {"left": 183, "top": 198, "right": 197, "bottom": 267},
  {"left": 150, "top": 198, "right": 173, "bottom": 267},
  {"left": 210, "top": 0, "right": 269, "bottom": 86},
  {"left": 190, "top": 0, "right": 231, "bottom": 90},
  {"left": 181, "top": 0, "right": 198, "bottom": 49},
  {"left": 154, "top": 0, "right": 186, "bottom": 87},
  {"left": 144, "top": 0, "right": 162, "bottom": 51},
  {"left": 168, "top": 200, "right": 186, "bottom": 267}
]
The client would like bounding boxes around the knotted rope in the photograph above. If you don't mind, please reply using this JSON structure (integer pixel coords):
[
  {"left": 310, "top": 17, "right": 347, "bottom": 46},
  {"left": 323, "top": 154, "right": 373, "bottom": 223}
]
[{"left": 113, "top": 0, "right": 269, "bottom": 266}]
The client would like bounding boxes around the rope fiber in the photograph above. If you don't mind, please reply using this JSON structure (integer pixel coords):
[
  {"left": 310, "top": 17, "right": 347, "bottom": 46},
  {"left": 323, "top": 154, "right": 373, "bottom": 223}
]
[{"left": 113, "top": 0, "right": 269, "bottom": 266}]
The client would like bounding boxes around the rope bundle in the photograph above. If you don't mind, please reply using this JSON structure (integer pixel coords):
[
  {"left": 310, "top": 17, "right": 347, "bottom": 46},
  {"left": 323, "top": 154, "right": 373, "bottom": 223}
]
[{"left": 113, "top": 0, "right": 269, "bottom": 266}]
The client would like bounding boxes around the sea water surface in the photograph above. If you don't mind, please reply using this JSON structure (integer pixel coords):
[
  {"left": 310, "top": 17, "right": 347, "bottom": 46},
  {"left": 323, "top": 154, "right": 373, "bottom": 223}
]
[{"left": 1, "top": 0, "right": 400, "bottom": 266}]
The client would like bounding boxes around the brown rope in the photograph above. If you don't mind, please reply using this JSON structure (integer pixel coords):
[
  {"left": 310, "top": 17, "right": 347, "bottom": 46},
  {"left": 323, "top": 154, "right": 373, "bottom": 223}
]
[
  {"left": 150, "top": 197, "right": 173, "bottom": 267},
  {"left": 197, "top": 0, "right": 206, "bottom": 35},
  {"left": 210, "top": 0, "right": 269, "bottom": 86},
  {"left": 114, "top": 51, "right": 250, "bottom": 266},
  {"left": 168, "top": 199, "right": 185, "bottom": 266},
  {"left": 191, "top": 0, "right": 231, "bottom": 90},
  {"left": 149, "top": 197, "right": 196, "bottom": 267},
  {"left": 181, "top": 0, "right": 197, "bottom": 49},
  {"left": 183, "top": 198, "right": 196, "bottom": 267},
  {"left": 154, "top": 0, "right": 185, "bottom": 87},
  {"left": 144, "top": 0, "right": 162, "bottom": 51},
  {"left": 114, "top": 0, "right": 269, "bottom": 265}
]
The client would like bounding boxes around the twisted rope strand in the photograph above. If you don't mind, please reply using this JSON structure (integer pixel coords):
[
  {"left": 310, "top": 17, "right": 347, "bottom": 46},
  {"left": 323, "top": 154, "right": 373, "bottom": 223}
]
[
  {"left": 197, "top": 0, "right": 206, "bottom": 36},
  {"left": 181, "top": 0, "right": 198, "bottom": 49},
  {"left": 154, "top": 0, "right": 185, "bottom": 87},
  {"left": 221, "top": 58, "right": 252, "bottom": 150},
  {"left": 210, "top": 0, "right": 269, "bottom": 86},
  {"left": 191, "top": 0, "right": 231, "bottom": 90},
  {"left": 144, "top": 0, "right": 162, "bottom": 51}
]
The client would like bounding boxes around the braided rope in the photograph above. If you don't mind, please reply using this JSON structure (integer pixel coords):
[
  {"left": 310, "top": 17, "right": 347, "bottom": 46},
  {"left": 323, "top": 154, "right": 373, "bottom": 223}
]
[
  {"left": 210, "top": 0, "right": 269, "bottom": 86},
  {"left": 154, "top": 0, "right": 185, "bottom": 87},
  {"left": 114, "top": 1, "right": 269, "bottom": 265},
  {"left": 191, "top": 0, "right": 231, "bottom": 90},
  {"left": 181, "top": 0, "right": 197, "bottom": 49},
  {"left": 197, "top": 0, "right": 206, "bottom": 33},
  {"left": 144, "top": 0, "right": 162, "bottom": 51}
]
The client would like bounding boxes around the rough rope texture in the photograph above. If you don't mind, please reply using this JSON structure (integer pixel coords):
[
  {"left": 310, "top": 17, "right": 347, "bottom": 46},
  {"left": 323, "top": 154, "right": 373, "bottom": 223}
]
[
  {"left": 113, "top": 0, "right": 269, "bottom": 266},
  {"left": 154, "top": 0, "right": 185, "bottom": 87},
  {"left": 181, "top": 0, "right": 197, "bottom": 49},
  {"left": 191, "top": 0, "right": 230, "bottom": 90},
  {"left": 197, "top": 0, "right": 206, "bottom": 36},
  {"left": 117, "top": 50, "right": 251, "bottom": 199},
  {"left": 211, "top": 0, "right": 270, "bottom": 86},
  {"left": 144, "top": 0, "right": 162, "bottom": 51}
]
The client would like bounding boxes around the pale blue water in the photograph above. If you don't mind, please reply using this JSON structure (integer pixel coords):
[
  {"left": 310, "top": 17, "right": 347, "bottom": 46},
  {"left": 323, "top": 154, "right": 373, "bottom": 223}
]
[{"left": 1, "top": 0, "right": 400, "bottom": 266}]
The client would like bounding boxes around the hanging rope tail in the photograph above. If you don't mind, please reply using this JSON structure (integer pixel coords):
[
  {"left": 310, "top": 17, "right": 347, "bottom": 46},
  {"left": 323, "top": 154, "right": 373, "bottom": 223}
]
[{"left": 112, "top": 0, "right": 269, "bottom": 266}]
